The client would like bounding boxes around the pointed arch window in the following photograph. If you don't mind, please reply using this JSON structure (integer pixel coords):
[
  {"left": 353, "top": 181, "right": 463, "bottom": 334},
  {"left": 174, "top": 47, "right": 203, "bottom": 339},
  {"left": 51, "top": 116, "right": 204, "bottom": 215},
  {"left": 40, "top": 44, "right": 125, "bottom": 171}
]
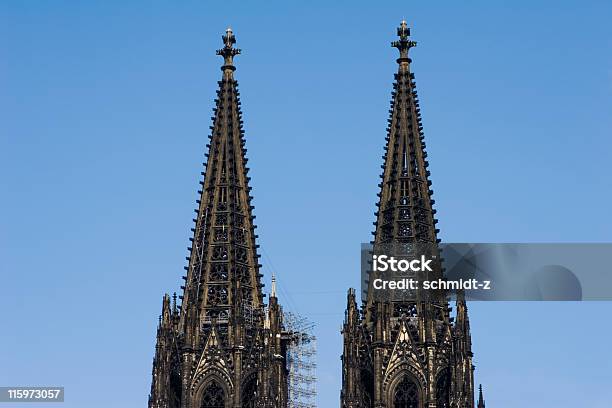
[
  {"left": 413, "top": 181, "right": 422, "bottom": 198},
  {"left": 201, "top": 381, "right": 225, "bottom": 408},
  {"left": 436, "top": 368, "right": 451, "bottom": 408},
  {"left": 360, "top": 370, "right": 374, "bottom": 408},
  {"left": 241, "top": 376, "right": 257, "bottom": 408},
  {"left": 412, "top": 155, "right": 420, "bottom": 176},
  {"left": 400, "top": 179, "right": 409, "bottom": 205},
  {"left": 393, "top": 376, "right": 419, "bottom": 408}
]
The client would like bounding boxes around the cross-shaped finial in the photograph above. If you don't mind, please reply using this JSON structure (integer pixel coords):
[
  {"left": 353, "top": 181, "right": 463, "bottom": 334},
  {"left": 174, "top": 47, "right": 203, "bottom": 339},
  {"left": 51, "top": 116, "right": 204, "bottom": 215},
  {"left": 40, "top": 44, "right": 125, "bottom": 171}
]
[
  {"left": 398, "top": 20, "right": 409, "bottom": 39},
  {"left": 216, "top": 27, "right": 241, "bottom": 72},
  {"left": 223, "top": 27, "right": 235, "bottom": 48},
  {"left": 391, "top": 20, "right": 417, "bottom": 66}
]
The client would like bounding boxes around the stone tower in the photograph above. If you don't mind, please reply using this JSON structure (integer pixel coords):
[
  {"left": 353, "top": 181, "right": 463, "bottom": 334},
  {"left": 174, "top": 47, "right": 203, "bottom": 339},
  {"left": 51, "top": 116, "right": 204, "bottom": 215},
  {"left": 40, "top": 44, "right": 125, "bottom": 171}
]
[
  {"left": 149, "top": 29, "right": 288, "bottom": 408},
  {"left": 340, "top": 22, "right": 478, "bottom": 408}
]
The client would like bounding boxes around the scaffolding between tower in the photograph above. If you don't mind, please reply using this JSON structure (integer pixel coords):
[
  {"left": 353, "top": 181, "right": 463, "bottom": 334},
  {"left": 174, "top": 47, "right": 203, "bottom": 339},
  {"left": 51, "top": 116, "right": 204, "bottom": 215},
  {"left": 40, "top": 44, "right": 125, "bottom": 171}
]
[{"left": 283, "top": 312, "right": 317, "bottom": 408}]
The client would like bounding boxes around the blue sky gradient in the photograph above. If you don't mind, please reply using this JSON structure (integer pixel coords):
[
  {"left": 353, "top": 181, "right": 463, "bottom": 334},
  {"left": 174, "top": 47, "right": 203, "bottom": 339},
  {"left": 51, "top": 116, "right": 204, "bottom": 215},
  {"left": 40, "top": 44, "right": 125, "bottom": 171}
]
[{"left": 1, "top": 1, "right": 611, "bottom": 407}]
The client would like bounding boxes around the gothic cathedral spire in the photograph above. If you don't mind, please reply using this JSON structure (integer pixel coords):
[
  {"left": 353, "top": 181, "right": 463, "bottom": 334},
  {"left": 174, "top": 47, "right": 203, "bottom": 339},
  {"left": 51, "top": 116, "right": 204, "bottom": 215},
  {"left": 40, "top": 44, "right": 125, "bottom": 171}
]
[
  {"left": 477, "top": 385, "right": 485, "bottom": 408},
  {"left": 149, "top": 29, "right": 288, "bottom": 408},
  {"left": 341, "top": 22, "right": 479, "bottom": 408},
  {"left": 178, "top": 26, "right": 264, "bottom": 343},
  {"left": 372, "top": 20, "right": 438, "bottom": 248}
]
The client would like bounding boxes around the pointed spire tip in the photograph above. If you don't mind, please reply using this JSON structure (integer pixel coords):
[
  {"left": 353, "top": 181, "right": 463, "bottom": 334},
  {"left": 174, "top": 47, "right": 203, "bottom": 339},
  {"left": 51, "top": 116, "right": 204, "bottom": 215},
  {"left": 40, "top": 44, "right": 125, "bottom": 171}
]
[
  {"left": 271, "top": 273, "right": 277, "bottom": 298},
  {"left": 478, "top": 384, "right": 486, "bottom": 408},
  {"left": 216, "top": 26, "right": 241, "bottom": 72},
  {"left": 391, "top": 20, "right": 417, "bottom": 66}
]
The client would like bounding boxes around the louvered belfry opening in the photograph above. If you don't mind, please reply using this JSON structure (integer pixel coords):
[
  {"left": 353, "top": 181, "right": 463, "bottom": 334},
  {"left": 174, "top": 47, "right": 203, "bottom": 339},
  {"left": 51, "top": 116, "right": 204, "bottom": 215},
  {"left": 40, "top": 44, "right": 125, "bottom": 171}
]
[
  {"left": 393, "top": 376, "right": 419, "bottom": 408},
  {"left": 200, "top": 382, "right": 225, "bottom": 408}
]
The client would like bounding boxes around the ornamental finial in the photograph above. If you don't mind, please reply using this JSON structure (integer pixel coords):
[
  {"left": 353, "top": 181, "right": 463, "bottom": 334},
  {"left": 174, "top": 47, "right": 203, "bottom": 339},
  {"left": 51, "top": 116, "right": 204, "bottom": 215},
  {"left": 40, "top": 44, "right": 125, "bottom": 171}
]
[
  {"left": 271, "top": 274, "right": 277, "bottom": 298},
  {"left": 478, "top": 384, "right": 486, "bottom": 408},
  {"left": 391, "top": 20, "right": 417, "bottom": 66},
  {"left": 216, "top": 27, "right": 241, "bottom": 72}
]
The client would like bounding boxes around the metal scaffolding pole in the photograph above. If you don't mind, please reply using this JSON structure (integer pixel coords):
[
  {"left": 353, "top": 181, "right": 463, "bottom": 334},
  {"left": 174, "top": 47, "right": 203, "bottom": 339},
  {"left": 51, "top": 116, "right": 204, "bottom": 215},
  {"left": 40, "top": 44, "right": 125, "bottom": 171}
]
[{"left": 284, "top": 312, "right": 317, "bottom": 408}]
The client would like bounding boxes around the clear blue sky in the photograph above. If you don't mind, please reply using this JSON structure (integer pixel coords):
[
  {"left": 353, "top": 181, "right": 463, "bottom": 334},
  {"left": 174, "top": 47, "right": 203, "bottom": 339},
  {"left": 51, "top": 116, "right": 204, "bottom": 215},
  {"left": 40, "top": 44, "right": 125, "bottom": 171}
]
[{"left": 1, "top": 1, "right": 611, "bottom": 407}]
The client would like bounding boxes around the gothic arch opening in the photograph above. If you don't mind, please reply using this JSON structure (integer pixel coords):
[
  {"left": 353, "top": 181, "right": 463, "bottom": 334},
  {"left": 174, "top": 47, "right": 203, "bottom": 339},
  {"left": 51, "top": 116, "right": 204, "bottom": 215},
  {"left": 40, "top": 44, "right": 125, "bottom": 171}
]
[
  {"left": 392, "top": 376, "right": 419, "bottom": 408},
  {"left": 169, "top": 356, "right": 181, "bottom": 407},
  {"left": 201, "top": 381, "right": 225, "bottom": 408},
  {"left": 241, "top": 375, "right": 257, "bottom": 408},
  {"left": 360, "top": 369, "right": 374, "bottom": 408},
  {"left": 435, "top": 368, "right": 451, "bottom": 408}
]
